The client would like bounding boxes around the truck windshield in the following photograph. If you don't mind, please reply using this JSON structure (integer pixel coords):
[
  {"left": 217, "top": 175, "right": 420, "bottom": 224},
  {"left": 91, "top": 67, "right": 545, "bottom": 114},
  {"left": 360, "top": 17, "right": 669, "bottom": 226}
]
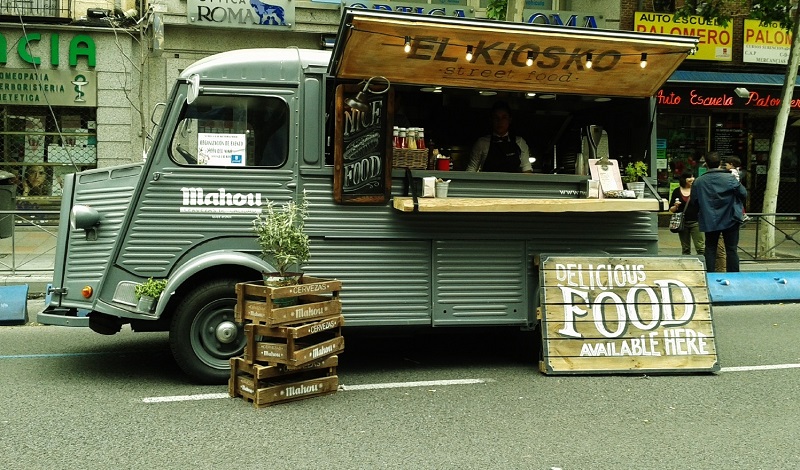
[{"left": 170, "top": 95, "right": 288, "bottom": 167}]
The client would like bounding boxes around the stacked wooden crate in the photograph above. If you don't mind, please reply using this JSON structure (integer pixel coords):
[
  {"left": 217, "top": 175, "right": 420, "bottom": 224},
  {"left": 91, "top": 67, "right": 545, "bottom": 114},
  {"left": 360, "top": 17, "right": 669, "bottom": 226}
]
[{"left": 229, "top": 276, "right": 344, "bottom": 408}]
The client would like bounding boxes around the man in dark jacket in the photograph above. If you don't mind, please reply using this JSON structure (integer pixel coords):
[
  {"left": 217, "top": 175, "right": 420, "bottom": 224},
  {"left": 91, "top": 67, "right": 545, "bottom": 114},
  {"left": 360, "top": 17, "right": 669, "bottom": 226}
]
[{"left": 686, "top": 151, "right": 747, "bottom": 272}]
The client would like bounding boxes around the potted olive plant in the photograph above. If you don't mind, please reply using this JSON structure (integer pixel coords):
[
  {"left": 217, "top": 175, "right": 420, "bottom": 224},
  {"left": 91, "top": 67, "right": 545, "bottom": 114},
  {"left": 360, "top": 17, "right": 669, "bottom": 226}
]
[
  {"left": 134, "top": 277, "right": 168, "bottom": 313},
  {"left": 622, "top": 161, "right": 648, "bottom": 198},
  {"left": 253, "top": 195, "right": 310, "bottom": 306}
]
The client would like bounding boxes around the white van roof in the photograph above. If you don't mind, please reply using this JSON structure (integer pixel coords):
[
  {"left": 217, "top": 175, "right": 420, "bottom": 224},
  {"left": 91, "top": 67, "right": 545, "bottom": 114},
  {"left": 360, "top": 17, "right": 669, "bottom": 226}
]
[{"left": 180, "top": 48, "right": 332, "bottom": 84}]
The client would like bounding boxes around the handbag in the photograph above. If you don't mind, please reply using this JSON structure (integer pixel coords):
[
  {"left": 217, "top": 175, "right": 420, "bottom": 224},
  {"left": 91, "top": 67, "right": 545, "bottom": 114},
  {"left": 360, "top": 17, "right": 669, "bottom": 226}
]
[{"left": 669, "top": 211, "right": 685, "bottom": 233}]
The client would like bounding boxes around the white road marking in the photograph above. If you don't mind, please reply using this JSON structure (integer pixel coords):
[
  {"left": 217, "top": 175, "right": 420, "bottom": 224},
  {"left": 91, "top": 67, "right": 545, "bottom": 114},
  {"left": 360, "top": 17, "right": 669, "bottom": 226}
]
[
  {"left": 339, "top": 378, "right": 490, "bottom": 391},
  {"left": 143, "top": 393, "right": 229, "bottom": 403},
  {"left": 720, "top": 363, "right": 800, "bottom": 372},
  {"left": 142, "top": 378, "right": 490, "bottom": 403},
  {"left": 143, "top": 366, "right": 800, "bottom": 404}
]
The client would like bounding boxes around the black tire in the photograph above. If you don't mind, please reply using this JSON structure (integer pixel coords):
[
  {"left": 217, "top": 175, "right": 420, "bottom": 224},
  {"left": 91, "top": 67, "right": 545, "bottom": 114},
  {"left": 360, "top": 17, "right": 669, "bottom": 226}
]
[{"left": 169, "top": 278, "right": 245, "bottom": 384}]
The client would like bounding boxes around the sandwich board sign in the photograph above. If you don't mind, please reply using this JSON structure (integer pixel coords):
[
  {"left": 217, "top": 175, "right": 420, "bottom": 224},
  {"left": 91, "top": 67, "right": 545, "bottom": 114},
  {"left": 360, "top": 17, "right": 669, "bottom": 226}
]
[{"left": 539, "top": 254, "right": 719, "bottom": 374}]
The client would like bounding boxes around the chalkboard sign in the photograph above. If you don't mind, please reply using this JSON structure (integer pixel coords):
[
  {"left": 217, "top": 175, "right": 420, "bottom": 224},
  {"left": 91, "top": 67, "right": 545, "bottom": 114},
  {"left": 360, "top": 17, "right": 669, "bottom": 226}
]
[{"left": 333, "top": 84, "right": 393, "bottom": 204}]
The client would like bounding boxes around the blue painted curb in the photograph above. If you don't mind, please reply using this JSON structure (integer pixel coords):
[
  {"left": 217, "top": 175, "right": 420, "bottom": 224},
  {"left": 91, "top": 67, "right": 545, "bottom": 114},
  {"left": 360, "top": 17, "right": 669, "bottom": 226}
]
[
  {"left": 0, "top": 284, "right": 29, "bottom": 325},
  {"left": 707, "top": 271, "right": 800, "bottom": 304}
]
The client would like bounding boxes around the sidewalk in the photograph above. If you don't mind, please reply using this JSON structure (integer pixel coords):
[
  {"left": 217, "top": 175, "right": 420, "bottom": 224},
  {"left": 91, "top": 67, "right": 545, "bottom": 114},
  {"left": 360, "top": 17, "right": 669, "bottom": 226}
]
[{"left": 657, "top": 223, "right": 800, "bottom": 271}]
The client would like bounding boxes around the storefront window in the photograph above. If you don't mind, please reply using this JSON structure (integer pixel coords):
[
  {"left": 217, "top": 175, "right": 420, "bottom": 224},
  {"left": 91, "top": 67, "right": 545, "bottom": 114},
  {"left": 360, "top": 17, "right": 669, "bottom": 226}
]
[
  {"left": 0, "top": 106, "right": 97, "bottom": 212},
  {"left": 656, "top": 114, "right": 709, "bottom": 196}
]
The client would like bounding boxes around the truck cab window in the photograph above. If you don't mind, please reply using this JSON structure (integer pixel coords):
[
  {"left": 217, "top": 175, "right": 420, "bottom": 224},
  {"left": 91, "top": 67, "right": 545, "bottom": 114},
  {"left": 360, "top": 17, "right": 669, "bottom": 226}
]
[{"left": 169, "top": 95, "right": 289, "bottom": 167}]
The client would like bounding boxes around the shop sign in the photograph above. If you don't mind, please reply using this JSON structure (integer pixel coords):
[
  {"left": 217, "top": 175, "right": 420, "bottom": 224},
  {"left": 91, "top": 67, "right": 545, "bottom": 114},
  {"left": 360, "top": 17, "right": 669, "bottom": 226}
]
[
  {"left": 0, "top": 33, "right": 95, "bottom": 68},
  {"left": 521, "top": 10, "right": 603, "bottom": 29},
  {"left": 539, "top": 255, "right": 719, "bottom": 374},
  {"left": 344, "top": 1, "right": 474, "bottom": 18},
  {"left": 657, "top": 86, "right": 800, "bottom": 111},
  {"left": 743, "top": 19, "right": 792, "bottom": 65},
  {"left": 0, "top": 68, "right": 96, "bottom": 107},
  {"left": 633, "top": 11, "right": 732, "bottom": 62},
  {"left": 187, "top": 0, "right": 295, "bottom": 29}
]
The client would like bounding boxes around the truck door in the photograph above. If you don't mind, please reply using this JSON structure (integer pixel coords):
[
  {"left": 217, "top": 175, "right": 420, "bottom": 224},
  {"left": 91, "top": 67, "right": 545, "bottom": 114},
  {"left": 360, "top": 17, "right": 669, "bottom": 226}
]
[{"left": 117, "top": 90, "right": 298, "bottom": 282}]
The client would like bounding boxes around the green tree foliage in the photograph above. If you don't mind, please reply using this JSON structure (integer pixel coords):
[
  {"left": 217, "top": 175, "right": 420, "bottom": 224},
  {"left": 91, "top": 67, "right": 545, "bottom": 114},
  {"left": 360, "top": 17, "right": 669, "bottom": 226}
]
[
  {"left": 486, "top": 0, "right": 507, "bottom": 20},
  {"left": 675, "top": 0, "right": 794, "bottom": 29}
]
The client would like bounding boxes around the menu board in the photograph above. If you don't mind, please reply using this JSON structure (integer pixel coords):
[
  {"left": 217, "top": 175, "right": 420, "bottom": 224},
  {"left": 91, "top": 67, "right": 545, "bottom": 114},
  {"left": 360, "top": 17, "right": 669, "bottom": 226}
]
[
  {"left": 713, "top": 127, "right": 746, "bottom": 157},
  {"left": 333, "top": 84, "right": 393, "bottom": 204}
]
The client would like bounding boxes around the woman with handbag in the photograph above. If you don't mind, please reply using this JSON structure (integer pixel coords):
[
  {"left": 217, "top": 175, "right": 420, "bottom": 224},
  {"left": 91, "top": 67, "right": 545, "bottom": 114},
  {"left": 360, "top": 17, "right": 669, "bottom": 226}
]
[{"left": 669, "top": 171, "right": 705, "bottom": 256}]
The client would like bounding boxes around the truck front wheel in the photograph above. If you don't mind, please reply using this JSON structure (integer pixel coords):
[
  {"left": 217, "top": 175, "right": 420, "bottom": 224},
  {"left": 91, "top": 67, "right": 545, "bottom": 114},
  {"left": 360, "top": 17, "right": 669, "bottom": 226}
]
[{"left": 170, "top": 279, "right": 246, "bottom": 384}]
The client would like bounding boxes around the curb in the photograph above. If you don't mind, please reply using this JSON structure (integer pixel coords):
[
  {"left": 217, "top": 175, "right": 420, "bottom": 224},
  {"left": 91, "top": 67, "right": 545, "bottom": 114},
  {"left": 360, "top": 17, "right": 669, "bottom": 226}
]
[{"left": 707, "top": 271, "right": 800, "bottom": 304}]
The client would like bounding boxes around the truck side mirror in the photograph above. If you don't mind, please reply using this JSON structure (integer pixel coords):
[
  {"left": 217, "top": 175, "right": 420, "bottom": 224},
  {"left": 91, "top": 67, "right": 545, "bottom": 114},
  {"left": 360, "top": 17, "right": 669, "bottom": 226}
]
[{"left": 71, "top": 205, "right": 101, "bottom": 241}]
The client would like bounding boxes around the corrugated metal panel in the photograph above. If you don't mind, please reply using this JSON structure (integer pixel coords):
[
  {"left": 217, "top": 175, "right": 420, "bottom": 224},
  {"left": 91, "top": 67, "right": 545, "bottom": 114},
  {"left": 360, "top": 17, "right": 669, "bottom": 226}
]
[
  {"left": 62, "top": 165, "right": 141, "bottom": 305},
  {"left": 304, "top": 239, "right": 431, "bottom": 326},
  {"left": 118, "top": 167, "right": 294, "bottom": 276},
  {"left": 433, "top": 240, "right": 527, "bottom": 326}
]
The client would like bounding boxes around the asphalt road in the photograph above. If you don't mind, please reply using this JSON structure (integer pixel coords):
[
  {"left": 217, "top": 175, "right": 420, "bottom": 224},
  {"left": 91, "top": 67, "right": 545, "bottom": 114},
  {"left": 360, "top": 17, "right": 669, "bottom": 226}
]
[{"left": 1, "top": 302, "right": 799, "bottom": 469}]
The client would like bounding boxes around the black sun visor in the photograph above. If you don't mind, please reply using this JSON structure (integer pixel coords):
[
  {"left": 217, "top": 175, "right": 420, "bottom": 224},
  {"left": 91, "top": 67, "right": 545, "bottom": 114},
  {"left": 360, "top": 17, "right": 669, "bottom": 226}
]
[{"left": 329, "top": 9, "right": 699, "bottom": 98}]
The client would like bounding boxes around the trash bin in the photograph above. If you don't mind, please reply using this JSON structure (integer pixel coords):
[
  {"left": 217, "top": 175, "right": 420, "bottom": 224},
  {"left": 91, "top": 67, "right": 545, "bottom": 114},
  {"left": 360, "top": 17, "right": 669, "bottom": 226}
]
[{"left": 0, "top": 170, "right": 17, "bottom": 239}]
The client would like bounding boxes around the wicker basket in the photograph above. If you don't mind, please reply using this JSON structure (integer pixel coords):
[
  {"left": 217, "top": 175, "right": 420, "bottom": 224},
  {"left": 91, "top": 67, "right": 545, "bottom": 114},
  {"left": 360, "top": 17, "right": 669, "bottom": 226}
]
[{"left": 393, "top": 148, "right": 428, "bottom": 169}]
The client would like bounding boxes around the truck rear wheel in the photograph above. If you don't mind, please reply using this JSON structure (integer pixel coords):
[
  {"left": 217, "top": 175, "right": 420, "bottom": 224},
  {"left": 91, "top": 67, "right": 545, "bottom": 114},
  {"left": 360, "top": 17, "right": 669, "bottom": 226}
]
[{"left": 170, "top": 279, "right": 245, "bottom": 384}]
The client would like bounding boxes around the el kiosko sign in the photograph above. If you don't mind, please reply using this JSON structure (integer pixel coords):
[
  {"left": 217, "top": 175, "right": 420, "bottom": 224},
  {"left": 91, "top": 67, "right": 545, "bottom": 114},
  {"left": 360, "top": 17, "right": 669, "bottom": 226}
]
[{"left": 539, "top": 255, "right": 719, "bottom": 374}]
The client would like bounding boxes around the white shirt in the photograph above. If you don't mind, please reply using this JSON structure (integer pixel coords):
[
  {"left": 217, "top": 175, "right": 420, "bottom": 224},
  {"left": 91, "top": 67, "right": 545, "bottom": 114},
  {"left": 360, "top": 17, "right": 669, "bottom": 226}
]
[{"left": 466, "top": 134, "right": 532, "bottom": 172}]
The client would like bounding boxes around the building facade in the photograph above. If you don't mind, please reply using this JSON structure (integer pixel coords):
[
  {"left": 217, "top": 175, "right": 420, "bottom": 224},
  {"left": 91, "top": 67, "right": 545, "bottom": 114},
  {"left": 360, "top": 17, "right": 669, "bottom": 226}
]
[{"left": 8, "top": 1, "right": 793, "bottom": 213}]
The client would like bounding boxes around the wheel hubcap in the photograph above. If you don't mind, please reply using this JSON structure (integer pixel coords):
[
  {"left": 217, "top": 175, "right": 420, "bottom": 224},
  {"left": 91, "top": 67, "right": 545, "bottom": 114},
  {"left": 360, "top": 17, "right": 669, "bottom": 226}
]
[{"left": 216, "top": 321, "right": 238, "bottom": 344}]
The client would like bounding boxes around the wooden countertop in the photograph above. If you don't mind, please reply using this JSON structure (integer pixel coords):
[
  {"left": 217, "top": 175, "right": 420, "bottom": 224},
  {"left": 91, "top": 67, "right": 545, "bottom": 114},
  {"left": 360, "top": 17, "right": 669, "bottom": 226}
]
[{"left": 392, "top": 197, "right": 665, "bottom": 213}]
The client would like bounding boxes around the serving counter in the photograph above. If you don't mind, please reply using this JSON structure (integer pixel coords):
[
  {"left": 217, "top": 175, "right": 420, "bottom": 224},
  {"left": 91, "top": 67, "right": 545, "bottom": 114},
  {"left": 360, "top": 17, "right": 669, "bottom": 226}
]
[{"left": 392, "top": 196, "right": 663, "bottom": 213}]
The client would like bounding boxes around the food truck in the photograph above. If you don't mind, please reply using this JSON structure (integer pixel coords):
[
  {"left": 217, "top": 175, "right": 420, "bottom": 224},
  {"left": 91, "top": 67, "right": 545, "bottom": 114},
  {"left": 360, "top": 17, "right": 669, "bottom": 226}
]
[{"left": 39, "top": 9, "right": 699, "bottom": 383}]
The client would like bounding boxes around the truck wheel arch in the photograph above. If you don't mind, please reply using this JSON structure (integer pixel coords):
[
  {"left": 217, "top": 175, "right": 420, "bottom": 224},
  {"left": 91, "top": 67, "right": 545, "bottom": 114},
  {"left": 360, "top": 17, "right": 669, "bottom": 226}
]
[{"left": 155, "top": 250, "right": 272, "bottom": 319}]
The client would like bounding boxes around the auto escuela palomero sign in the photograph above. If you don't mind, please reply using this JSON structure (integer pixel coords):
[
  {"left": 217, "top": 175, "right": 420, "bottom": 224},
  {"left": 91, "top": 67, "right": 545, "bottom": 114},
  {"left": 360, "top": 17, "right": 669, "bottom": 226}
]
[
  {"left": 539, "top": 255, "right": 719, "bottom": 374},
  {"left": 634, "top": 11, "right": 732, "bottom": 61},
  {"left": 657, "top": 86, "right": 800, "bottom": 111},
  {"left": 0, "top": 32, "right": 97, "bottom": 107},
  {"left": 743, "top": 19, "right": 792, "bottom": 65}
]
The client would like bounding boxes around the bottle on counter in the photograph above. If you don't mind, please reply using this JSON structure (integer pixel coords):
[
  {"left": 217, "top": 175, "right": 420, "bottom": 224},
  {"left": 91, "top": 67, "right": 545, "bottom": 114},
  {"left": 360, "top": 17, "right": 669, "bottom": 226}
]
[
  {"left": 417, "top": 128, "right": 426, "bottom": 150},
  {"left": 407, "top": 128, "right": 417, "bottom": 150},
  {"left": 428, "top": 147, "right": 439, "bottom": 170},
  {"left": 398, "top": 128, "right": 407, "bottom": 149},
  {"left": 392, "top": 126, "right": 400, "bottom": 149}
]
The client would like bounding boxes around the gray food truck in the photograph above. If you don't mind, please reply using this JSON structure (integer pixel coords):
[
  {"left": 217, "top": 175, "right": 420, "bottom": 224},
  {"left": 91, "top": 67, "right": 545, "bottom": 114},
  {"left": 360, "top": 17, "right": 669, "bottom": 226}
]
[{"left": 39, "top": 9, "right": 699, "bottom": 383}]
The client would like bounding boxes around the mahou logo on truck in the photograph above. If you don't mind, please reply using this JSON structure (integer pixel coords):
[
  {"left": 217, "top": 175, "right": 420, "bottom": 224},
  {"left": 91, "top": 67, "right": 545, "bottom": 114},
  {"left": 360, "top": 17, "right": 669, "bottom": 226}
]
[{"left": 180, "top": 187, "right": 263, "bottom": 214}]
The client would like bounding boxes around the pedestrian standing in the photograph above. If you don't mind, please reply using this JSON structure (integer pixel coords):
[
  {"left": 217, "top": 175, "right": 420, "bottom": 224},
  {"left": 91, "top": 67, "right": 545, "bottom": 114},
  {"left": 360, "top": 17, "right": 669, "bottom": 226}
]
[
  {"left": 686, "top": 151, "right": 747, "bottom": 272},
  {"left": 669, "top": 171, "right": 705, "bottom": 255}
]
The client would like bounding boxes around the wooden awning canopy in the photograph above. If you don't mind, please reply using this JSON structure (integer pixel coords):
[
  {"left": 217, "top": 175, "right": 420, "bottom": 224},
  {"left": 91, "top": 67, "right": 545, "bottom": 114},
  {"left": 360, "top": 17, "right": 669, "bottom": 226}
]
[{"left": 329, "top": 9, "right": 699, "bottom": 98}]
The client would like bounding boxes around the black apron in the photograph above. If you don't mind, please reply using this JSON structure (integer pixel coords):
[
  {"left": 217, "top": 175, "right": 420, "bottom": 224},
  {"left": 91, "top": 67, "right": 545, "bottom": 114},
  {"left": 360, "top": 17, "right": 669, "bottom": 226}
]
[{"left": 482, "top": 136, "right": 521, "bottom": 173}]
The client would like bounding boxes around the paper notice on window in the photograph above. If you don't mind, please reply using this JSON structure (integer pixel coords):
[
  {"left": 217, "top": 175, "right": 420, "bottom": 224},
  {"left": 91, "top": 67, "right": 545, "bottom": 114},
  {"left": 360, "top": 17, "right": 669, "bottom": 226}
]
[{"left": 197, "top": 133, "right": 246, "bottom": 166}]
